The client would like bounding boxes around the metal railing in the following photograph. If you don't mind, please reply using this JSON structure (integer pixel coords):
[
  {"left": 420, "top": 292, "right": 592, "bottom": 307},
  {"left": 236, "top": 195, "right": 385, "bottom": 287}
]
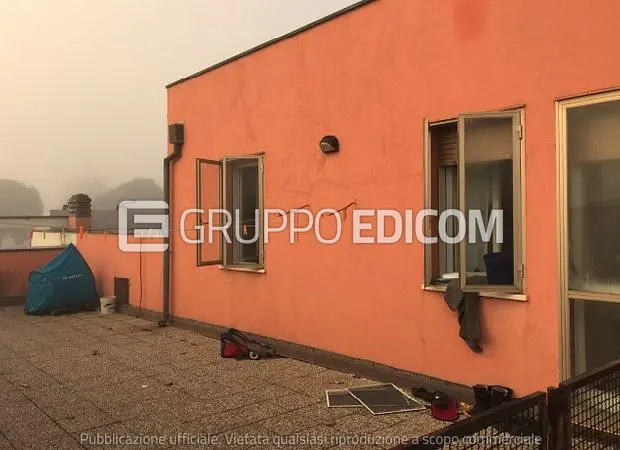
[
  {"left": 393, "top": 392, "right": 547, "bottom": 450},
  {"left": 548, "top": 359, "right": 620, "bottom": 449},
  {"left": 391, "top": 359, "right": 620, "bottom": 450}
]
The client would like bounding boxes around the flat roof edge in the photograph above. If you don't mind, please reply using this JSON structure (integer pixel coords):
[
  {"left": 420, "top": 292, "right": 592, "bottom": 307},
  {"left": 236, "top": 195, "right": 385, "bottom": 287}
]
[
  {"left": 0, "top": 216, "right": 68, "bottom": 220},
  {"left": 165, "top": 0, "right": 376, "bottom": 89}
]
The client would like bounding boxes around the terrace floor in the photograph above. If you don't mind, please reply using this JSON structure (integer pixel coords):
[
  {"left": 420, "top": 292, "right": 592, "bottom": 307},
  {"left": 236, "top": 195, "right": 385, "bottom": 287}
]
[{"left": 0, "top": 305, "right": 446, "bottom": 449}]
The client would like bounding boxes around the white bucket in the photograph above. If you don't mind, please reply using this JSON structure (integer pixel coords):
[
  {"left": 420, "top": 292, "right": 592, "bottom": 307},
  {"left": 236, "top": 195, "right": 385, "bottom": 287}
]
[{"left": 100, "top": 296, "right": 116, "bottom": 315}]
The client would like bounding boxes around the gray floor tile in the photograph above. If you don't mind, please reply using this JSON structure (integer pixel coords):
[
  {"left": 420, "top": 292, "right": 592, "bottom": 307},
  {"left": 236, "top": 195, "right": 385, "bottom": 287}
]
[{"left": 0, "top": 306, "right": 447, "bottom": 448}]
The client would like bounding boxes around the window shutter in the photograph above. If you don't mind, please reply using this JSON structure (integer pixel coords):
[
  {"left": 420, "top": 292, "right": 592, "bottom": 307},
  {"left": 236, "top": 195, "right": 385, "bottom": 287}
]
[
  {"left": 463, "top": 118, "right": 514, "bottom": 163},
  {"left": 436, "top": 125, "right": 458, "bottom": 166}
]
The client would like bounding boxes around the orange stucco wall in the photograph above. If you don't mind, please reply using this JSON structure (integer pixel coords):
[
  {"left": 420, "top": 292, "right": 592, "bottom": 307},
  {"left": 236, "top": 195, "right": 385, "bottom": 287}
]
[
  {"left": 77, "top": 234, "right": 162, "bottom": 313},
  {"left": 163, "top": 0, "right": 620, "bottom": 395},
  {"left": 0, "top": 248, "right": 62, "bottom": 298}
]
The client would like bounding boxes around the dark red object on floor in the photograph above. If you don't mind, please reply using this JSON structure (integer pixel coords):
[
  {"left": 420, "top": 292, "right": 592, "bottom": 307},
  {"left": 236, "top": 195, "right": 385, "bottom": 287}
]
[
  {"left": 431, "top": 392, "right": 459, "bottom": 422},
  {"left": 219, "top": 328, "right": 276, "bottom": 360},
  {"left": 221, "top": 338, "right": 250, "bottom": 359}
]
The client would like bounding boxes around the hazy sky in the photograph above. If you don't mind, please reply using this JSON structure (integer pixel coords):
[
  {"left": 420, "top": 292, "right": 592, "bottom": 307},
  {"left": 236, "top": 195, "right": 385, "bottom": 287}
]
[{"left": 0, "top": 0, "right": 357, "bottom": 211}]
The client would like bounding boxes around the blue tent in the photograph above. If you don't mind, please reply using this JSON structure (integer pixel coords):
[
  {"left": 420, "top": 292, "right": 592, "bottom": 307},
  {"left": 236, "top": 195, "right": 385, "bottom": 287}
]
[{"left": 25, "top": 244, "right": 99, "bottom": 315}]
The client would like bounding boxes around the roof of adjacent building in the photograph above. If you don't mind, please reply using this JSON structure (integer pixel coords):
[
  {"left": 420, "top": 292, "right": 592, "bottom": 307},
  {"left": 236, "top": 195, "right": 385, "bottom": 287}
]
[
  {"left": 31, "top": 226, "right": 72, "bottom": 232},
  {"left": 90, "top": 209, "right": 168, "bottom": 232},
  {"left": 49, "top": 209, "right": 70, "bottom": 217},
  {"left": 0, "top": 216, "right": 68, "bottom": 222},
  {"left": 165, "top": 0, "right": 375, "bottom": 89}
]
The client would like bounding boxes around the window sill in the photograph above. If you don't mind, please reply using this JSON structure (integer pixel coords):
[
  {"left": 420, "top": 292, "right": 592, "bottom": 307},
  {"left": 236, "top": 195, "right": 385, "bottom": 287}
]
[
  {"left": 421, "top": 284, "right": 527, "bottom": 302},
  {"left": 220, "top": 265, "right": 265, "bottom": 274}
]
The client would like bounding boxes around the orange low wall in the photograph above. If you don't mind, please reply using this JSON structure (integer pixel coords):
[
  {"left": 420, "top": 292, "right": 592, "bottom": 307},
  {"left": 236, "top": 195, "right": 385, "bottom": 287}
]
[
  {"left": 0, "top": 248, "right": 63, "bottom": 299},
  {"left": 76, "top": 233, "right": 163, "bottom": 312}
]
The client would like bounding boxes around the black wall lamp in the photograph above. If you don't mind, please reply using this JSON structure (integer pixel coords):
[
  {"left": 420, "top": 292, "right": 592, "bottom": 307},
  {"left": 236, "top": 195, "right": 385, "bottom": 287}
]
[{"left": 320, "top": 135, "right": 339, "bottom": 154}]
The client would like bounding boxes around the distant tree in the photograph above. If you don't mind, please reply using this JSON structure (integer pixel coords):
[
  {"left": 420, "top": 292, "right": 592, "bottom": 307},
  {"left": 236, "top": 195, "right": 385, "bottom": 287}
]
[
  {"left": 0, "top": 180, "right": 44, "bottom": 216},
  {"left": 92, "top": 178, "right": 163, "bottom": 210},
  {"left": 60, "top": 178, "right": 109, "bottom": 206},
  {"left": 0, "top": 180, "right": 45, "bottom": 246}
]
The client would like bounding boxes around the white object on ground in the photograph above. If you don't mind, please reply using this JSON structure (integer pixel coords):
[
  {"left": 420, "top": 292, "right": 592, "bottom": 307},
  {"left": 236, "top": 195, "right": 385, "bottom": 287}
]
[{"left": 100, "top": 296, "right": 116, "bottom": 315}]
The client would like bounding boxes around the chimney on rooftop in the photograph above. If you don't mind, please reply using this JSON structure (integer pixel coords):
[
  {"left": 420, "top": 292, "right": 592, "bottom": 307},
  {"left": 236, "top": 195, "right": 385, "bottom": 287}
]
[{"left": 65, "top": 193, "right": 92, "bottom": 230}]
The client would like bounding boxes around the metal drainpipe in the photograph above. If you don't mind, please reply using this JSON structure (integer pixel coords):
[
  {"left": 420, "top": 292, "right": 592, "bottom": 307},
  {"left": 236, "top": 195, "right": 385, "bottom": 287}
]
[{"left": 159, "top": 123, "right": 184, "bottom": 327}]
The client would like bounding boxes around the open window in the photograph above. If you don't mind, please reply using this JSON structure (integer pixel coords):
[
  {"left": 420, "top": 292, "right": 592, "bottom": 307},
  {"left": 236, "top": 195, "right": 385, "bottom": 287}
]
[
  {"left": 424, "top": 110, "right": 523, "bottom": 293},
  {"left": 424, "top": 120, "right": 460, "bottom": 285},
  {"left": 223, "top": 156, "right": 264, "bottom": 268},
  {"left": 196, "top": 154, "right": 264, "bottom": 270}
]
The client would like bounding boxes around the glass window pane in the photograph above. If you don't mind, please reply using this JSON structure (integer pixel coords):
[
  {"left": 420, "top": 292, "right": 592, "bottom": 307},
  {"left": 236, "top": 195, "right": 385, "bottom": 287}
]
[
  {"left": 567, "top": 100, "right": 620, "bottom": 293},
  {"left": 228, "top": 160, "right": 260, "bottom": 265},
  {"left": 571, "top": 298, "right": 620, "bottom": 375},
  {"left": 462, "top": 117, "right": 515, "bottom": 286},
  {"left": 439, "top": 165, "right": 459, "bottom": 277}
]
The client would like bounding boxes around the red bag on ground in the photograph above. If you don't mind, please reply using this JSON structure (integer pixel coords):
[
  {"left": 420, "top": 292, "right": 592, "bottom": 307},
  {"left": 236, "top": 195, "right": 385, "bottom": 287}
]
[
  {"left": 219, "top": 328, "right": 276, "bottom": 360},
  {"left": 221, "top": 338, "right": 250, "bottom": 359}
]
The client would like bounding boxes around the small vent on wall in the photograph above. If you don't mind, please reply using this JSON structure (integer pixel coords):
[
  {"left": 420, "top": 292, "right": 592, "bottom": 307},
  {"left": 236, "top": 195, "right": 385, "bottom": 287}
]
[{"left": 320, "top": 135, "right": 339, "bottom": 153}]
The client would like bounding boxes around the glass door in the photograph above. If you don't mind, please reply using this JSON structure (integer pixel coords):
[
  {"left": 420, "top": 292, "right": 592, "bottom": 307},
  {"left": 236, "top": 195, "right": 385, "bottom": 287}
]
[{"left": 560, "top": 93, "right": 620, "bottom": 377}]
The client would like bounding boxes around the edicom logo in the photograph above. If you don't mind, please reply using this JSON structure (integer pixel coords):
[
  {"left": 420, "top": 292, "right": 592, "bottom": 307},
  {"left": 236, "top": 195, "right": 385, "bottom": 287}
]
[{"left": 118, "top": 201, "right": 503, "bottom": 253}]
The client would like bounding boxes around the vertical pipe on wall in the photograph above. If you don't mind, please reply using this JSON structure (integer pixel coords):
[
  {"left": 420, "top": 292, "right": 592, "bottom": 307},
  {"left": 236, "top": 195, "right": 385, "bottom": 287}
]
[{"left": 160, "top": 123, "right": 184, "bottom": 326}]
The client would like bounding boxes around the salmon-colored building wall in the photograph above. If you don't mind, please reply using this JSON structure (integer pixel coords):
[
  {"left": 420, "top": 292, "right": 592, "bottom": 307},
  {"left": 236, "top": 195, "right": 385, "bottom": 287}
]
[
  {"left": 0, "top": 248, "right": 63, "bottom": 298},
  {"left": 77, "top": 234, "right": 163, "bottom": 313},
  {"left": 163, "top": 0, "right": 620, "bottom": 395}
]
